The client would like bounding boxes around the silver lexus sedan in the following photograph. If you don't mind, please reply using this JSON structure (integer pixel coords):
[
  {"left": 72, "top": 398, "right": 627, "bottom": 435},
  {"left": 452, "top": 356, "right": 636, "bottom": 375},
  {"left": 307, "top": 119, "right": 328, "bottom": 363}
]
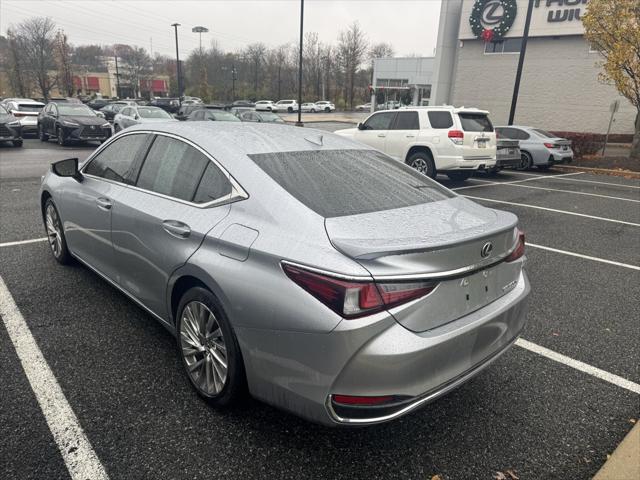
[{"left": 40, "top": 122, "right": 530, "bottom": 426}]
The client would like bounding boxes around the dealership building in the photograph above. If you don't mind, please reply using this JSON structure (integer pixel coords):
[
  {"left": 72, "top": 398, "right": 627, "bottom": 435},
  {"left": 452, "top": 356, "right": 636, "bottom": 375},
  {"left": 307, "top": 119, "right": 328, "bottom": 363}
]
[{"left": 373, "top": 0, "right": 635, "bottom": 134}]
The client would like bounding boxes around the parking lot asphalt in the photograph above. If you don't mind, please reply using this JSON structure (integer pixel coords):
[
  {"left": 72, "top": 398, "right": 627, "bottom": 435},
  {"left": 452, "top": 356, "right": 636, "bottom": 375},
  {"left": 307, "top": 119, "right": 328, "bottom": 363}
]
[{"left": 1, "top": 134, "right": 639, "bottom": 480}]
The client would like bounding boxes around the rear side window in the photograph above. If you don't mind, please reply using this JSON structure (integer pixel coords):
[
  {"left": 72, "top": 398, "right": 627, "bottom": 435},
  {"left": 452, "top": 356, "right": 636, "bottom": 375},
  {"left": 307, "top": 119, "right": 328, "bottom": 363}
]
[
  {"left": 427, "top": 111, "right": 453, "bottom": 129},
  {"left": 17, "top": 103, "right": 43, "bottom": 112},
  {"left": 136, "top": 136, "right": 210, "bottom": 202},
  {"left": 249, "top": 149, "right": 454, "bottom": 218},
  {"left": 458, "top": 113, "right": 493, "bottom": 132},
  {"left": 393, "top": 111, "right": 419, "bottom": 130},
  {"left": 193, "top": 163, "right": 233, "bottom": 203},
  {"left": 363, "top": 112, "right": 396, "bottom": 130},
  {"left": 84, "top": 133, "right": 152, "bottom": 184}
]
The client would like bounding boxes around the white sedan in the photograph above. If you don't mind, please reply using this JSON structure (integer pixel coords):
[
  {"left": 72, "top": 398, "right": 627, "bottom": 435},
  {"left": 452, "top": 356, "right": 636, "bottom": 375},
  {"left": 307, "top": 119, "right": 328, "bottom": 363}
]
[
  {"left": 314, "top": 101, "right": 335, "bottom": 112},
  {"left": 255, "top": 100, "right": 278, "bottom": 112},
  {"left": 300, "top": 103, "right": 318, "bottom": 112},
  {"left": 113, "top": 105, "right": 177, "bottom": 131}
]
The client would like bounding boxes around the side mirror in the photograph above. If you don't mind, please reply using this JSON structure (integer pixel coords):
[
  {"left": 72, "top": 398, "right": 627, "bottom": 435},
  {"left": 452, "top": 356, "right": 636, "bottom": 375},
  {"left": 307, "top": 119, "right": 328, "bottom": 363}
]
[
  {"left": 357, "top": 122, "right": 365, "bottom": 130},
  {"left": 52, "top": 158, "right": 82, "bottom": 181}
]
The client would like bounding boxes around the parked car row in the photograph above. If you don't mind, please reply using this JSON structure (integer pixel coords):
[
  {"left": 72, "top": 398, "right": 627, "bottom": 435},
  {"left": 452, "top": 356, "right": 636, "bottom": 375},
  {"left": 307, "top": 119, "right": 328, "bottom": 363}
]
[
  {"left": 335, "top": 106, "right": 573, "bottom": 179},
  {"left": 254, "top": 99, "right": 335, "bottom": 113}
]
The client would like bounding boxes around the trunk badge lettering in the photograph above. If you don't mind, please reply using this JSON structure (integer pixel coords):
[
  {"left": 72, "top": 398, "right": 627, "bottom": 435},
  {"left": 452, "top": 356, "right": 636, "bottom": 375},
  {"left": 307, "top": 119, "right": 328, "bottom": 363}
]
[{"left": 481, "top": 242, "right": 493, "bottom": 258}]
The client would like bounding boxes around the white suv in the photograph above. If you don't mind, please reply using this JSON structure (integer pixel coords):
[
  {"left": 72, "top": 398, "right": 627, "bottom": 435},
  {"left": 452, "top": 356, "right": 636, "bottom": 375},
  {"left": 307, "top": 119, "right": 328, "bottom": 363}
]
[
  {"left": 314, "top": 100, "right": 335, "bottom": 112},
  {"left": 335, "top": 106, "right": 497, "bottom": 181},
  {"left": 275, "top": 99, "right": 299, "bottom": 113}
]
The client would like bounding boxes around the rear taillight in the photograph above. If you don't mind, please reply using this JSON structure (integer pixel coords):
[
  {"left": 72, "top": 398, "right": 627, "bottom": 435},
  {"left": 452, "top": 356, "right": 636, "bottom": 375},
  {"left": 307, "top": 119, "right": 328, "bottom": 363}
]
[
  {"left": 544, "top": 142, "right": 555, "bottom": 149},
  {"left": 282, "top": 263, "right": 436, "bottom": 319},
  {"left": 448, "top": 129, "right": 464, "bottom": 145},
  {"left": 13, "top": 112, "right": 26, "bottom": 117},
  {"left": 505, "top": 229, "right": 525, "bottom": 262}
]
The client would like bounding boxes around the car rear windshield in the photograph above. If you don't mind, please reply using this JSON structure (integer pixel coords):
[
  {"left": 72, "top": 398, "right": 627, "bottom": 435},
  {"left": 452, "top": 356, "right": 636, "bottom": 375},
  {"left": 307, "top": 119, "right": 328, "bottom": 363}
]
[
  {"left": 139, "top": 107, "right": 171, "bottom": 118},
  {"left": 249, "top": 149, "right": 454, "bottom": 218},
  {"left": 17, "top": 103, "right": 44, "bottom": 112},
  {"left": 458, "top": 113, "right": 493, "bottom": 132},
  {"left": 533, "top": 128, "right": 555, "bottom": 138}
]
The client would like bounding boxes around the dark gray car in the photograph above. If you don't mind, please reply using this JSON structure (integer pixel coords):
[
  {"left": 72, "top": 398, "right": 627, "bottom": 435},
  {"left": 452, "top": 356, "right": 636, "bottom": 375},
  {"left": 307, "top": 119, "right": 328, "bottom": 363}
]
[{"left": 40, "top": 122, "right": 529, "bottom": 426}]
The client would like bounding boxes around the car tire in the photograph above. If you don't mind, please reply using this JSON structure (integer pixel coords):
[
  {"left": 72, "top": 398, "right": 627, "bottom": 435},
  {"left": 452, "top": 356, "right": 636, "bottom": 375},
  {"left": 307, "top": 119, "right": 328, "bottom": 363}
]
[
  {"left": 486, "top": 167, "right": 501, "bottom": 176},
  {"left": 406, "top": 151, "right": 436, "bottom": 178},
  {"left": 517, "top": 151, "right": 533, "bottom": 171},
  {"left": 12, "top": 140, "right": 23, "bottom": 147},
  {"left": 287, "top": 107, "right": 293, "bottom": 113},
  {"left": 267, "top": 107, "right": 272, "bottom": 112},
  {"left": 39, "top": 124, "right": 48, "bottom": 142},
  {"left": 56, "top": 127, "right": 67, "bottom": 146},
  {"left": 43, "top": 198, "right": 72, "bottom": 265},
  {"left": 324, "top": 107, "right": 330, "bottom": 113},
  {"left": 311, "top": 108, "right": 316, "bottom": 113},
  {"left": 446, "top": 171, "right": 474, "bottom": 181},
  {"left": 176, "top": 287, "right": 246, "bottom": 407}
]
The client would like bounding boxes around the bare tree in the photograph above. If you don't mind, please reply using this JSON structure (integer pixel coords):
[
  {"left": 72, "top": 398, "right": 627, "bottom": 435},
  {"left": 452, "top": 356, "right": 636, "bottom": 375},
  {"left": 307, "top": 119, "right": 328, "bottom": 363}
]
[
  {"left": 369, "top": 42, "right": 395, "bottom": 61},
  {"left": 245, "top": 43, "right": 267, "bottom": 98},
  {"left": 54, "top": 30, "right": 74, "bottom": 97},
  {"left": 119, "top": 46, "right": 151, "bottom": 98},
  {"left": 3, "top": 30, "right": 30, "bottom": 97},
  {"left": 337, "top": 22, "right": 368, "bottom": 109},
  {"left": 14, "top": 17, "right": 58, "bottom": 100}
]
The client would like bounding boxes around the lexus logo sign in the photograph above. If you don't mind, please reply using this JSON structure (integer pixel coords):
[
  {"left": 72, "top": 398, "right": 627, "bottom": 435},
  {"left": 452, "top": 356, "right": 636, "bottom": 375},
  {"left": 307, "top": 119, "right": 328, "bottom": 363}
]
[
  {"left": 481, "top": 242, "right": 493, "bottom": 258},
  {"left": 482, "top": 1, "right": 505, "bottom": 26}
]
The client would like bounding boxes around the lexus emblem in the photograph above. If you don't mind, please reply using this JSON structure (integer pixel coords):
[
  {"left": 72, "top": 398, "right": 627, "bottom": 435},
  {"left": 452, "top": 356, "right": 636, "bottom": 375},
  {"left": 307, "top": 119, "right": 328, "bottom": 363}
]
[{"left": 481, "top": 242, "right": 493, "bottom": 258}]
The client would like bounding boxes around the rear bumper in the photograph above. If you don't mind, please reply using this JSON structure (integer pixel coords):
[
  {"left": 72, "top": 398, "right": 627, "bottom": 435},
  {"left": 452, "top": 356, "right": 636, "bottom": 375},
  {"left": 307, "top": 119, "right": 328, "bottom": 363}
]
[{"left": 237, "top": 269, "right": 530, "bottom": 426}]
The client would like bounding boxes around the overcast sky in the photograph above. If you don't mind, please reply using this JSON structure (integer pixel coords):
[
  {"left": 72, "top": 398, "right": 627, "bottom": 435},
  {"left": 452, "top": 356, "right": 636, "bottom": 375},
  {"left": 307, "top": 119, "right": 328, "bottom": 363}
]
[{"left": 1, "top": 0, "right": 442, "bottom": 58}]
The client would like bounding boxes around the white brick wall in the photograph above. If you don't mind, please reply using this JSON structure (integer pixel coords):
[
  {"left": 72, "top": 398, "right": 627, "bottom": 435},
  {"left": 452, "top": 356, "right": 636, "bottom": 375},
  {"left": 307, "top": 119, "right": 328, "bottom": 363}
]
[{"left": 450, "top": 36, "right": 636, "bottom": 135}]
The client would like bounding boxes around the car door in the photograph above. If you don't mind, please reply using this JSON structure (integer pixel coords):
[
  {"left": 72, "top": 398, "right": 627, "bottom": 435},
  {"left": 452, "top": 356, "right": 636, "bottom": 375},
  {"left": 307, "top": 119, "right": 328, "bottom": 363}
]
[
  {"left": 121, "top": 107, "right": 134, "bottom": 128},
  {"left": 110, "top": 134, "right": 236, "bottom": 318},
  {"left": 64, "top": 133, "right": 152, "bottom": 280},
  {"left": 384, "top": 111, "right": 420, "bottom": 161},
  {"left": 352, "top": 111, "right": 396, "bottom": 153},
  {"left": 46, "top": 104, "right": 58, "bottom": 134}
]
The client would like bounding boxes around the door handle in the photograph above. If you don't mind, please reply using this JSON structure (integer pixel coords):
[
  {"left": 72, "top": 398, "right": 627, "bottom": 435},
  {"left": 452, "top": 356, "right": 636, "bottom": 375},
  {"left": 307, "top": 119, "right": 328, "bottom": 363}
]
[
  {"left": 96, "top": 197, "right": 112, "bottom": 210},
  {"left": 377, "top": 133, "right": 386, "bottom": 138},
  {"left": 405, "top": 134, "right": 416, "bottom": 138},
  {"left": 162, "top": 220, "right": 191, "bottom": 238}
]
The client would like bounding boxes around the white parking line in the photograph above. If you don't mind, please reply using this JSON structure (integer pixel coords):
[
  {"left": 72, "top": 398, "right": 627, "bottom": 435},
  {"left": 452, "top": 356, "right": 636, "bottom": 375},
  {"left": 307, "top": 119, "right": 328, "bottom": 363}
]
[
  {"left": 516, "top": 339, "right": 640, "bottom": 395},
  {"left": 0, "top": 237, "right": 47, "bottom": 248},
  {"left": 461, "top": 180, "right": 640, "bottom": 203},
  {"left": 508, "top": 170, "right": 640, "bottom": 189},
  {"left": 452, "top": 172, "right": 584, "bottom": 191},
  {"left": 0, "top": 276, "right": 109, "bottom": 480},
  {"left": 527, "top": 243, "right": 640, "bottom": 271},
  {"left": 463, "top": 195, "right": 640, "bottom": 227}
]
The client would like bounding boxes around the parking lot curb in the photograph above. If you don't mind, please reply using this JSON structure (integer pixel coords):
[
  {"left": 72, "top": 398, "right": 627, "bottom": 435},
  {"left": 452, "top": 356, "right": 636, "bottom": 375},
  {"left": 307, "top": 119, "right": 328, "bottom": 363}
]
[
  {"left": 592, "top": 422, "right": 639, "bottom": 480},
  {"left": 552, "top": 165, "right": 640, "bottom": 179}
]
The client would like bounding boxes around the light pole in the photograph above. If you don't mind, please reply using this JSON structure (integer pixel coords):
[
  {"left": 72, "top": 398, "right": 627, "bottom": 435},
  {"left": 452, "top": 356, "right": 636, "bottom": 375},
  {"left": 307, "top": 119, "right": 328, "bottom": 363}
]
[
  {"left": 508, "top": 0, "right": 534, "bottom": 125},
  {"left": 114, "top": 52, "right": 121, "bottom": 99},
  {"left": 192, "top": 26, "right": 209, "bottom": 53},
  {"left": 295, "top": 0, "right": 304, "bottom": 127},
  {"left": 171, "top": 23, "right": 182, "bottom": 98}
]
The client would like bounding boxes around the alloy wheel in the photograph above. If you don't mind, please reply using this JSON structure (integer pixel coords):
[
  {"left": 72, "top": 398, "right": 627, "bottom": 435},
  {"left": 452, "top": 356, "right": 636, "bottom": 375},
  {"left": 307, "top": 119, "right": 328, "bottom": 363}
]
[
  {"left": 179, "top": 301, "right": 228, "bottom": 396},
  {"left": 45, "top": 203, "right": 63, "bottom": 258},
  {"left": 411, "top": 157, "right": 429, "bottom": 174}
]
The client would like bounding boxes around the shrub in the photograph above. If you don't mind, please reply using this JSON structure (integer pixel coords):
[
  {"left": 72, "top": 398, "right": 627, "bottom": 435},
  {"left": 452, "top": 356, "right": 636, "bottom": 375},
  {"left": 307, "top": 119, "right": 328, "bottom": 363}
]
[{"left": 551, "top": 131, "right": 604, "bottom": 158}]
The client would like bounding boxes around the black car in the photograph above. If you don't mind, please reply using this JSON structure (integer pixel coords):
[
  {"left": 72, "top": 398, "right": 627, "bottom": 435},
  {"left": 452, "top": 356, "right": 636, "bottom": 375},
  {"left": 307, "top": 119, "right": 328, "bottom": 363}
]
[
  {"left": 0, "top": 104, "right": 23, "bottom": 147},
  {"left": 99, "top": 102, "right": 128, "bottom": 122},
  {"left": 37, "top": 102, "right": 112, "bottom": 146},
  {"left": 175, "top": 103, "right": 225, "bottom": 121},
  {"left": 224, "top": 99, "right": 255, "bottom": 110},
  {"left": 86, "top": 98, "right": 110, "bottom": 110},
  {"left": 186, "top": 109, "right": 240, "bottom": 122},
  {"left": 149, "top": 97, "right": 181, "bottom": 113}
]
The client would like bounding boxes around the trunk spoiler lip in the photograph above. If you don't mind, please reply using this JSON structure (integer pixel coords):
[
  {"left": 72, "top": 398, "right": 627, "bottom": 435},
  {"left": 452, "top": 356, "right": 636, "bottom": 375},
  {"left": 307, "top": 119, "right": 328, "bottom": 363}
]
[
  {"left": 281, "top": 237, "right": 520, "bottom": 283},
  {"left": 331, "top": 221, "right": 518, "bottom": 261}
]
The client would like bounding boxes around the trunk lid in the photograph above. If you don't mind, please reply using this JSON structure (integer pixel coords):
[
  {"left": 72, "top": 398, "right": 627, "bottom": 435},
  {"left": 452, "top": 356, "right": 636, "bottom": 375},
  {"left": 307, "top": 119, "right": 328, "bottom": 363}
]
[{"left": 325, "top": 197, "right": 523, "bottom": 332}]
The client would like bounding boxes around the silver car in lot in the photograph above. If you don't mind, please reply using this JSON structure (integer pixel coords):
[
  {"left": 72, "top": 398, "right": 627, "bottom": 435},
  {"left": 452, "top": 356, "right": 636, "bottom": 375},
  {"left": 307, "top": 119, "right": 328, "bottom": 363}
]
[
  {"left": 113, "top": 105, "right": 177, "bottom": 131},
  {"left": 495, "top": 126, "right": 573, "bottom": 170},
  {"left": 40, "top": 122, "right": 530, "bottom": 426}
]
